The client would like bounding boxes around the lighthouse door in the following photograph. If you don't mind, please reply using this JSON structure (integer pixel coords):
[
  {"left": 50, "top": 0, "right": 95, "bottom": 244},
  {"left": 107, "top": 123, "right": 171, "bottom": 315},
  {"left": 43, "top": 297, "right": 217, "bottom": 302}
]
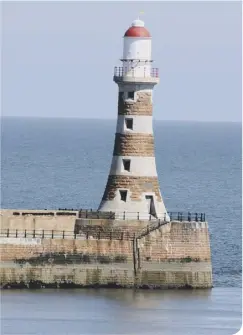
[{"left": 145, "top": 195, "right": 156, "bottom": 217}]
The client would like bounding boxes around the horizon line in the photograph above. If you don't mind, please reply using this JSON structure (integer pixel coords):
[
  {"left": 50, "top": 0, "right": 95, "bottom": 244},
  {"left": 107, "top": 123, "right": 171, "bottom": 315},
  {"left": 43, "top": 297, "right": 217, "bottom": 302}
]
[{"left": 1, "top": 115, "right": 241, "bottom": 124}]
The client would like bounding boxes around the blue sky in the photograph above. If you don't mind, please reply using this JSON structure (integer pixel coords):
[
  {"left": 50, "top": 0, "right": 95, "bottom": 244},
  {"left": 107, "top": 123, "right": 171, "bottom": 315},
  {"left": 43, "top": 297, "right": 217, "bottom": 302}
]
[{"left": 2, "top": 1, "right": 242, "bottom": 121}]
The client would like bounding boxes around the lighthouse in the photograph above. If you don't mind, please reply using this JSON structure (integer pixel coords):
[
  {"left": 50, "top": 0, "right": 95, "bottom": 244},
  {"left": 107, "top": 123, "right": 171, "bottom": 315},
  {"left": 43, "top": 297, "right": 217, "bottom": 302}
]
[{"left": 98, "top": 18, "right": 169, "bottom": 220}]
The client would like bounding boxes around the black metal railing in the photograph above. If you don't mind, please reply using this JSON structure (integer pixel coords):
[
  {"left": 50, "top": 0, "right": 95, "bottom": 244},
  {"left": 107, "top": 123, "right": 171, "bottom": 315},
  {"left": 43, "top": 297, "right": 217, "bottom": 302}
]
[
  {"left": 77, "top": 210, "right": 206, "bottom": 222},
  {"left": 114, "top": 66, "right": 159, "bottom": 78},
  {"left": 167, "top": 212, "right": 206, "bottom": 222},
  {"left": 0, "top": 229, "right": 136, "bottom": 241},
  {"left": 10, "top": 209, "right": 206, "bottom": 222}
]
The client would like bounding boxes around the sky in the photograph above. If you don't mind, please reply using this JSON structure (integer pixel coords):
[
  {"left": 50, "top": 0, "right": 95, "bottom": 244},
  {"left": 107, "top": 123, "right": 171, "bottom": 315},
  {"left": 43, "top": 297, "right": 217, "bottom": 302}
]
[{"left": 1, "top": 1, "right": 242, "bottom": 122}]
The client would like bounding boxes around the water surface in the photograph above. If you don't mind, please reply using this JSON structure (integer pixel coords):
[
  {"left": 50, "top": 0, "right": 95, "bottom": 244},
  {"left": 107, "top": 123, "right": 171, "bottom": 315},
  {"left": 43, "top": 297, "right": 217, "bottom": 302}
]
[
  {"left": 1, "top": 118, "right": 242, "bottom": 334},
  {"left": 1, "top": 288, "right": 241, "bottom": 335}
]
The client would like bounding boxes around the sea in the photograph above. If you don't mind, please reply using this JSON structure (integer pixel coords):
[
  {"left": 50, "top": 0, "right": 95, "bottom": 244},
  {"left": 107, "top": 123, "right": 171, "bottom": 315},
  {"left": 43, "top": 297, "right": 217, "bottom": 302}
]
[{"left": 0, "top": 117, "right": 242, "bottom": 335}]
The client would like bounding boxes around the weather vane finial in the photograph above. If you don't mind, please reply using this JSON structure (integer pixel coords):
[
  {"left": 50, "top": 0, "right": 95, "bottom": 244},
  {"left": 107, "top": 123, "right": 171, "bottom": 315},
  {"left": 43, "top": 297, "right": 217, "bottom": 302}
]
[{"left": 138, "top": 11, "right": 144, "bottom": 20}]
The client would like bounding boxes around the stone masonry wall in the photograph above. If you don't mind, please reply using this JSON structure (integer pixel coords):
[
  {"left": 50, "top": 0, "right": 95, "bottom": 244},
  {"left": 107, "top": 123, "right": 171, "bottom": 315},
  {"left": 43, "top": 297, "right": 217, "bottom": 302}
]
[
  {"left": 0, "top": 238, "right": 135, "bottom": 288},
  {"left": 0, "top": 239, "right": 134, "bottom": 262},
  {"left": 0, "top": 210, "right": 77, "bottom": 231},
  {"left": 101, "top": 176, "right": 162, "bottom": 202},
  {"left": 113, "top": 133, "right": 154, "bottom": 156},
  {"left": 118, "top": 92, "right": 152, "bottom": 116},
  {"left": 135, "top": 221, "right": 212, "bottom": 288},
  {"left": 139, "top": 221, "right": 211, "bottom": 262},
  {"left": 0, "top": 215, "right": 213, "bottom": 289}
]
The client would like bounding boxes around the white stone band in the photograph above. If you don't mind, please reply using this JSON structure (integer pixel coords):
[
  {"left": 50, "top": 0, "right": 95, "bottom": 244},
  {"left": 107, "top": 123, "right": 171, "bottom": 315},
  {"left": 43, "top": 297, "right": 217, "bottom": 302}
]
[
  {"left": 116, "top": 115, "right": 153, "bottom": 134},
  {"left": 99, "top": 193, "right": 169, "bottom": 221},
  {"left": 109, "top": 156, "right": 158, "bottom": 177}
]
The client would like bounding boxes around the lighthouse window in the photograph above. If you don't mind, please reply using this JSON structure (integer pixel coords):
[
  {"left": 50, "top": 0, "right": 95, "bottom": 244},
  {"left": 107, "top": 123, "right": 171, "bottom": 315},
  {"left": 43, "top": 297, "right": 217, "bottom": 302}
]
[
  {"left": 128, "top": 91, "right": 134, "bottom": 100},
  {"left": 123, "top": 159, "right": 131, "bottom": 172},
  {"left": 125, "top": 118, "right": 133, "bottom": 130},
  {"left": 120, "top": 190, "right": 127, "bottom": 202}
]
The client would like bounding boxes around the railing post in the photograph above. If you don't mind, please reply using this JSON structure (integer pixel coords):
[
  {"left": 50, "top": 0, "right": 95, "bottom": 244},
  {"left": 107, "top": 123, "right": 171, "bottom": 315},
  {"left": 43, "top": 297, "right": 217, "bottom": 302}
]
[
  {"left": 7, "top": 229, "right": 9, "bottom": 237},
  {"left": 24, "top": 229, "right": 26, "bottom": 238},
  {"left": 137, "top": 212, "right": 139, "bottom": 220},
  {"left": 51, "top": 230, "right": 54, "bottom": 239},
  {"left": 98, "top": 231, "right": 101, "bottom": 240},
  {"left": 63, "top": 230, "right": 65, "bottom": 239},
  {"left": 42, "top": 230, "right": 44, "bottom": 239},
  {"left": 33, "top": 229, "right": 35, "bottom": 238},
  {"left": 16, "top": 229, "right": 18, "bottom": 238},
  {"left": 195, "top": 213, "right": 198, "bottom": 222},
  {"left": 121, "top": 232, "right": 124, "bottom": 240},
  {"left": 123, "top": 211, "right": 125, "bottom": 220},
  {"left": 188, "top": 212, "right": 191, "bottom": 222},
  {"left": 86, "top": 231, "right": 89, "bottom": 240},
  {"left": 74, "top": 232, "right": 76, "bottom": 239}
]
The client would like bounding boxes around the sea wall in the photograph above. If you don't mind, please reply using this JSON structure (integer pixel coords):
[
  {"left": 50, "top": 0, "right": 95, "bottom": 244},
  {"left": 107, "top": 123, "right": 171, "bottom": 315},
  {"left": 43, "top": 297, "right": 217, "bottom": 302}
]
[
  {"left": 0, "top": 238, "right": 135, "bottom": 288},
  {"left": 136, "top": 221, "right": 212, "bottom": 288},
  {"left": 0, "top": 211, "right": 212, "bottom": 289}
]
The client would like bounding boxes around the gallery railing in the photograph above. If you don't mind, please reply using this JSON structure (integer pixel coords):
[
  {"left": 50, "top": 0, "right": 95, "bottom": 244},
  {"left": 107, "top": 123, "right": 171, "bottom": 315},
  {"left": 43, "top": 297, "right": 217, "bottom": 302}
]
[{"left": 114, "top": 66, "right": 159, "bottom": 78}]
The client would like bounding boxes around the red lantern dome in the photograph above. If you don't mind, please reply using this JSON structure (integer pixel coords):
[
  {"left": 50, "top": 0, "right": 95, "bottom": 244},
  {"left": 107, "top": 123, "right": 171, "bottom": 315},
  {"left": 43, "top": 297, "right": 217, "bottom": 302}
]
[{"left": 124, "top": 19, "right": 151, "bottom": 38}]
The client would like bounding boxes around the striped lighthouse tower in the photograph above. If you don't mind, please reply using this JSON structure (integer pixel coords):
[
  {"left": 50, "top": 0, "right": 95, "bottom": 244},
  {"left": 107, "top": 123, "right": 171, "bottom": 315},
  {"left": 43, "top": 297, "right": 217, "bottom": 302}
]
[{"left": 98, "top": 18, "right": 168, "bottom": 220}]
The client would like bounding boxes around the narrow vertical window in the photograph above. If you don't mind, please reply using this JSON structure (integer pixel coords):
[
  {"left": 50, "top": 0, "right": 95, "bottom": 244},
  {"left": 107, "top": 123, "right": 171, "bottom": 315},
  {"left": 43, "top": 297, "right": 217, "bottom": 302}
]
[
  {"left": 123, "top": 159, "right": 131, "bottom": 172},
  {"left": 125, "top": 118, "right": 133, "bottom": 130},
  {"left": 120, "top": 190, "right": 127, "bottom": 202},
  {"left": 128, "top": 91, "right": 134, "bottom": 100}
]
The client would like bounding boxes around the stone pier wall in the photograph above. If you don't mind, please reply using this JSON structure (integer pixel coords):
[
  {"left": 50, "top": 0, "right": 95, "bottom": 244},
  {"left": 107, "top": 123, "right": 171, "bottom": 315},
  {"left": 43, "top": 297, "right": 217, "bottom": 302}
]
[
  {"left": 0, "top": 211, "right": 213, "bottom": 289},
  {"left": 136, "top": 221, "right": 212, "bottom": 288}
]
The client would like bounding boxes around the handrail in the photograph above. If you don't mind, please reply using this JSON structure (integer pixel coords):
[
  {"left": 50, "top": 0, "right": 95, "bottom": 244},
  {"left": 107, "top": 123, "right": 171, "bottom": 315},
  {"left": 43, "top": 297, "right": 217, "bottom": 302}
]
[
  {"left": 77, "top": 210, "right": 206, "bottom": 222},
  {"left": 0, "top": 229, "right": 136, "bottom": 241},
  {"left": 114, "top": 66, "right": 159, "bottom": 78},
  {"left": 11, "top": 210, "right": 206, "bottom": 222}
]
